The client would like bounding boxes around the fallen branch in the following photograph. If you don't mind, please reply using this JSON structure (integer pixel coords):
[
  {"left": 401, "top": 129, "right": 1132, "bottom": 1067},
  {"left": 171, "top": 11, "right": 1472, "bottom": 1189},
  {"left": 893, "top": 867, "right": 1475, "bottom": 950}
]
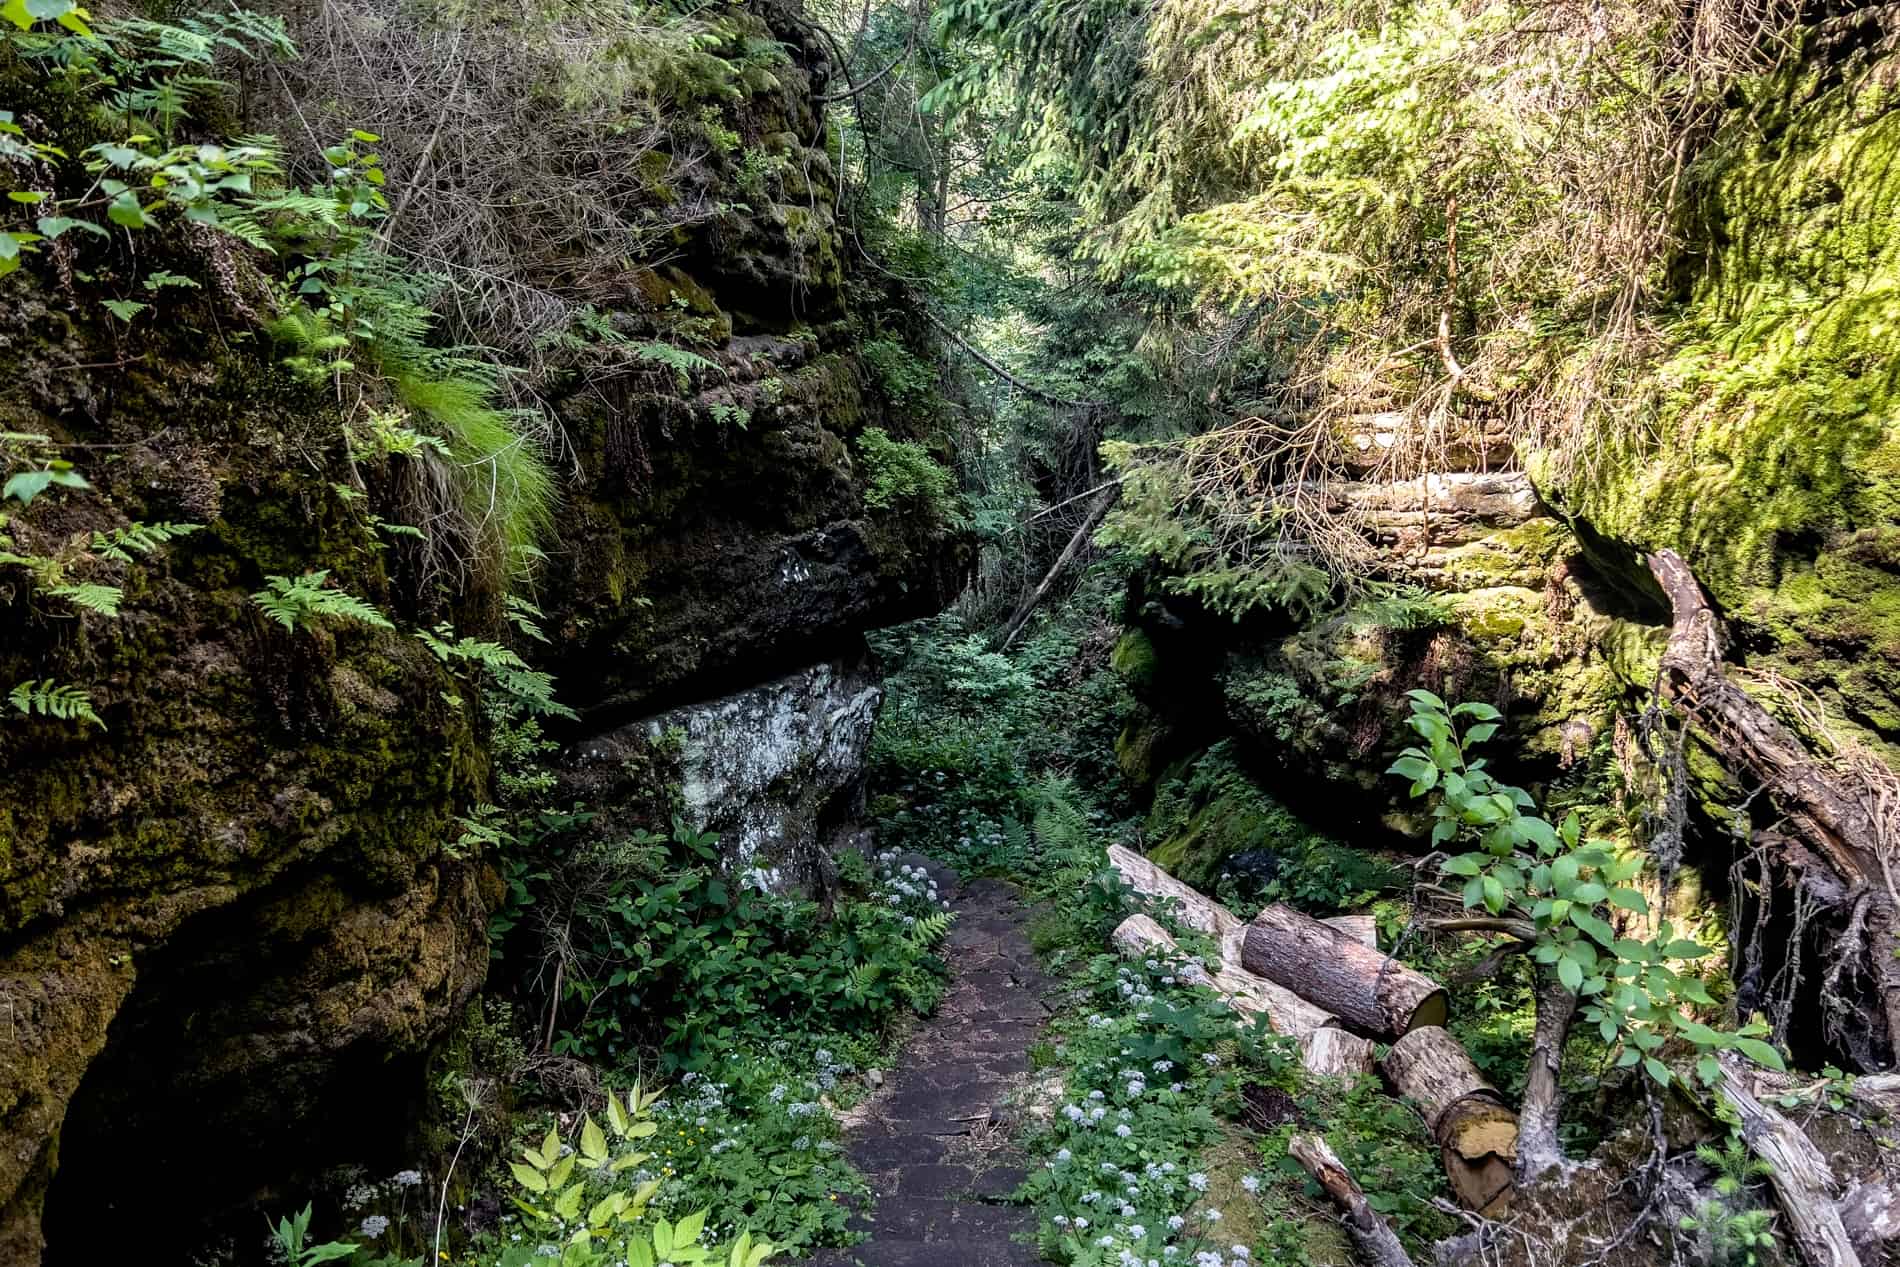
[
  {"left": 1291, "top": 1134, "right": 1417, "bottom": 1267},
  {"left": 1717, "top": 1053, "right": 1862, "bottom": 1267},
  {"left": 922, "top": 311, "right": 1110, "bottom": 411},
  {"left": 999, "top": 486, "right": 1116, "bottom": 649},
  {"left": 1648, "top": 548, "right": 1900, "bottom": 1062}
]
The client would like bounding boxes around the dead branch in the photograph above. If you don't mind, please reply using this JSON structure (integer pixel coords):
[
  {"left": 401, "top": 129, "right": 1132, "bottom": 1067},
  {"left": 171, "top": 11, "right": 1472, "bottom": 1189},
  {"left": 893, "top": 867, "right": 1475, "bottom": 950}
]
[{"left": 1647, "top": 549, "right": 1900, "bottom": 1064}]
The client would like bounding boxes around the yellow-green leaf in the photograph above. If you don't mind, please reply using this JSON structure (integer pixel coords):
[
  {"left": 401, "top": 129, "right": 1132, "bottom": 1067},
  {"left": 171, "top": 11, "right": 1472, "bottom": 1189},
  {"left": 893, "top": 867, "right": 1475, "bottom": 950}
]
[
  {"left": 510, "top": 1161, "right": 548, "bottom": 1194},
  {"left": 581, "top": 1113, "right": 609, "bottom": 1164}
]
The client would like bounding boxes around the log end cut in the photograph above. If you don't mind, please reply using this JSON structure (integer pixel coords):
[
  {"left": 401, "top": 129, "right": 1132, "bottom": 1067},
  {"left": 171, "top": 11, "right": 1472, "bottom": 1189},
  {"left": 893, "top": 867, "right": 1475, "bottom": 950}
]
[{"left": 1405, "top": 990, "right": 1449, "bottom": 1032}]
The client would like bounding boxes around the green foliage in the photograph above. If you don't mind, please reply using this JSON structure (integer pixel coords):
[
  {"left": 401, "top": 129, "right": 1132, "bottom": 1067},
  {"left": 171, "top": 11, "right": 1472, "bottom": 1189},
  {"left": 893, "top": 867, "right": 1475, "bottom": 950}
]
[
  {"left": 251, "top": 570, "right": 394, "bottom": 632},
  {"left": 6, "top": 678, "right": 103, "bottom": 728},
  {"left": 418, "top": 623, "right": 575, "bottom": 720},
  {"left": 89, "top": 521, "right": 200, "bottom": 562},
  {"left": 1015, "top": 951, "right": 1248, "bottom": 1266},
  {"left": 266, "top": 1204, "right": 356, "bottom": 1266},
  {"left": 497, "top": 1084, "right": 779, "bottom": 1267},
  {"left": 855, "top": 426, "right": 962, "bottom": 523},
  {"left": 1392, "top": 691, "right": 1783, "bottom": 1089},
  {"left": 2, "top": 457, "right": 90, "bottom": 506},
  {"left": 861, "top": 337, "right": 935, "bottom": 409},
  {"left": 542, "top": 820, "right": 952, "bottom": 1072},
  {"left": 1678, "top": 1134, "right": 1780, "bottom": 1266}
]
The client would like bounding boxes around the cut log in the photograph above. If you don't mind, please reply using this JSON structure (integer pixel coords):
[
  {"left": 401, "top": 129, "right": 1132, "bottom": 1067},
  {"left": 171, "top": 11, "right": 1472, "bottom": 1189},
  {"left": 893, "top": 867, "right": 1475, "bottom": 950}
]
[
  {"left": 1242, "top": 904, "right": 1448, "bottom": 1037},
  {"left": 1302, "top": 1027, "right": 1379, "bottom": 1079},
  {"left": 1380, "top": 1027, "right": 1517, "bottom": 1215},
  {"left": 1109, "top": 914, "right": 1366, "bottom": 1073},
  {"left": 1289, "top": 1134, "right": 1417, "bottom": 1267},
  {"left": 1325, "top": 914, "right": 1379, "bottom": 948},
  {"left": 1717, "top": 1054, "right": 1862, "bottom": 1267},
  {"left": 1109, "top": 844, "right": 1242, "bottom": 949}
]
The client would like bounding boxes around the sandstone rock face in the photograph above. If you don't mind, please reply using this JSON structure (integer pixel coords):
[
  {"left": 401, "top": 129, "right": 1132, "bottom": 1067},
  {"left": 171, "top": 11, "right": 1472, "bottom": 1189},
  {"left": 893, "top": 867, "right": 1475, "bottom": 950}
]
[{"left": 643, "top": 658, "right": 883, "bottom": 883}]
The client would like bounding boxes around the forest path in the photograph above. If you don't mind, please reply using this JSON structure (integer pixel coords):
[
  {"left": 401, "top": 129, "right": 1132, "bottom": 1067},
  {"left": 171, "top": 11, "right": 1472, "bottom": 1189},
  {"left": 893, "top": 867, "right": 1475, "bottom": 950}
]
[{"left": 811, "top": 858, "right": 1055, "bottom": 1267}]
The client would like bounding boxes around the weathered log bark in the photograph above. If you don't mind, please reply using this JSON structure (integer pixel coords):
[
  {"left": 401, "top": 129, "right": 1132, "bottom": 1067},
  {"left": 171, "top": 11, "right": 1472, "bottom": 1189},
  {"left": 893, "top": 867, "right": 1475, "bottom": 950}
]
[
  {"left": 1242, "top": 904, "right": 1448, "bottom": 1037},
  {"left": 1515, "top": 977, "right": 1575, "bottom": 1185},
  {"left": 1381, "top": 1027, "right": 1517, "bottom": 1215},
  {"left": 1325, "top": 914, "right": 1379, "bottom": 948},
  {"left": 1290, "top": 1134, "right": 1417, "bottom": 1267},
  {"left": 1648, "top": 548, "right": 1900, "bottom": 1063},
  {"left": 1302, "top": 1027, "right": 1379, "bottom": 1079},
  {"left": 1109, "top": 845, "right": 1243, "bottom": 949},
  {"left": 1717, "top": 1054, "right": 1863, "bottom": 1267}
]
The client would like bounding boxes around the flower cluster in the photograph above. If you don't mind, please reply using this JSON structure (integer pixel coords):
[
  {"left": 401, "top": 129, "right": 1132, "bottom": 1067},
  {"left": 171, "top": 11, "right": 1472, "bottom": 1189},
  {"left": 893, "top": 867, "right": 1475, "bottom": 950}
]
[
  {"left": 1021, "top": 950, "right": 1267, "bottom": 1267},
  {"left": 873, "top": 849, "right": 951, "bottom": 917}
]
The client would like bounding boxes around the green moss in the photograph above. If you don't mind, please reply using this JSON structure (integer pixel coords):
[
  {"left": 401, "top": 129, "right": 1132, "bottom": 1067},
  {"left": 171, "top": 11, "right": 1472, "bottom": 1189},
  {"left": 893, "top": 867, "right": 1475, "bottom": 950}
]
[
  {"left": 1551, "top": 42, "right": 1900, "bottom": 742},
  {"left": 1110, "top": 628, "right": 1158, "bottom": 688},
  {"left": 1452, "top": 586, "right": 1537, "bottom": 642}
]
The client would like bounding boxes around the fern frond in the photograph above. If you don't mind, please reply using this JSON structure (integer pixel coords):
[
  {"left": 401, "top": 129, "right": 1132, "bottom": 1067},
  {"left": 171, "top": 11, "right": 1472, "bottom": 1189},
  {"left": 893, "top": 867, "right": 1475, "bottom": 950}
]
[
  {"left": 8, "top": 678, "right": 104, "bottom": 728},
  {"left": 251, "top": 570, "right": 393, "bottom": 631},
  {"left": 91, "top": 520, "right": 201, "bottom": 563},
  {"left": 49, "top": 583, "right": 124, "bottom": 616},
  {"left": 906, "top": 911, "right": 953, "bottom": 948},
  {"left": 417, "top": 623, "right": 576, "bottom": 718}
]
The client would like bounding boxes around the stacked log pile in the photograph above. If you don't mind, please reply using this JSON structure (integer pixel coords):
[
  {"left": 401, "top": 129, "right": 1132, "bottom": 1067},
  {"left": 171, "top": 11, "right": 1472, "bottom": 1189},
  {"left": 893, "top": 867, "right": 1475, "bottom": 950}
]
[{"left": 1106, "top": 846, "right": 1518, "bottom": 1220}]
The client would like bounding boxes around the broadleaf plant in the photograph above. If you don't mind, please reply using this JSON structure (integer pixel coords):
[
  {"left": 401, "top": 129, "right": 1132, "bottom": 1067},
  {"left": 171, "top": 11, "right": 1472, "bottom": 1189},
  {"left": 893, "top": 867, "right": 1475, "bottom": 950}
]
[{"left": 1391, "top": 689, "right": 1782, "bottom": 1089}]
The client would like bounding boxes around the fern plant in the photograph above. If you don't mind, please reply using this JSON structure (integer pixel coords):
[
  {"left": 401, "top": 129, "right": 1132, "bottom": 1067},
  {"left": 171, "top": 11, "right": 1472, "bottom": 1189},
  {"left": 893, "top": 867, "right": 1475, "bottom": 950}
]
[
  {"left": 47, "top": 583, "right": 123, "bottom": 616},
  {"left": 90, "top": 520, "right": 201, "bottom": 562},
  {"left": 417, "top": 623, "right": 576, "bottom": 719},
  {"left": 251, "top": 571, "right": 394, "bottom": 631},
  {"left": 7, "top": 679, "right": 103, "bottom": 728}
]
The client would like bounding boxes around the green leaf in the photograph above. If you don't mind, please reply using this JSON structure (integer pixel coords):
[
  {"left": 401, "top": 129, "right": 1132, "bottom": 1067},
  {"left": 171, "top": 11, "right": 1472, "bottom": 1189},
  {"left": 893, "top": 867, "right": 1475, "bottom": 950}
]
[
  {"left": 1480, "top": 874, "right": 1505, "bottom": 914},
  {"left": 106, "top": 192, "right": 152, "bottom": 229},
  {"left": 1607, "top": 887, "right": 1649, "bottom": 914},
  {"left": 580, "top": 1114, "right": 609, "bottom": 1165},
  {"left": 1734, "top": 1038, "right": 1786, "bottom": 1072},
  {"left": 1643, "top": 1056, "right": 1672, "bottom": 1086},
  {"left": 1570, "top": 909, "right": 1615, "bottom": 947},
  {"left": 1464, "top": 721, "right": 1498, "bottom": 744},
  {"left": 1557, "top": 954, "right": 1583, "bottom": 993},
  {"left": 101, "top": 299, "right": 147, "bottom": 322},
  {"left": 1440, "top": 853, "right": 1483, "bottom": 877},
  {"left": 510, "top": 1161, "right": 548, "bottom": 1194},
  {"left": 1664, "top": 938, "right": 1713, "bottom": 959}
]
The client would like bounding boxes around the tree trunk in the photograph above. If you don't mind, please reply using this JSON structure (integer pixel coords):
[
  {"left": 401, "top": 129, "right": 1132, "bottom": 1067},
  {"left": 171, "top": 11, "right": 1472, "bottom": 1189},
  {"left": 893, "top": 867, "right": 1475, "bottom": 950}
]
[
  {"left": 1381, "top": 1027, "right": 1517, "bottom": 1214},
  {"left": 1290, "top": 1134, "right": 1417, "bottom": 1267},
  {"left": 1515, "top": 976, "right": 1574, "bottom": 1185},
  {"left": 1242, "top": 904, "right": 1448, "bottom": 1037},
  {"left": 1648, "top": 548, "right": 1900, "bottom": 1063},
  {"left": 1717, "top": 1054, "right": 1863, "bottom": 1267}
]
